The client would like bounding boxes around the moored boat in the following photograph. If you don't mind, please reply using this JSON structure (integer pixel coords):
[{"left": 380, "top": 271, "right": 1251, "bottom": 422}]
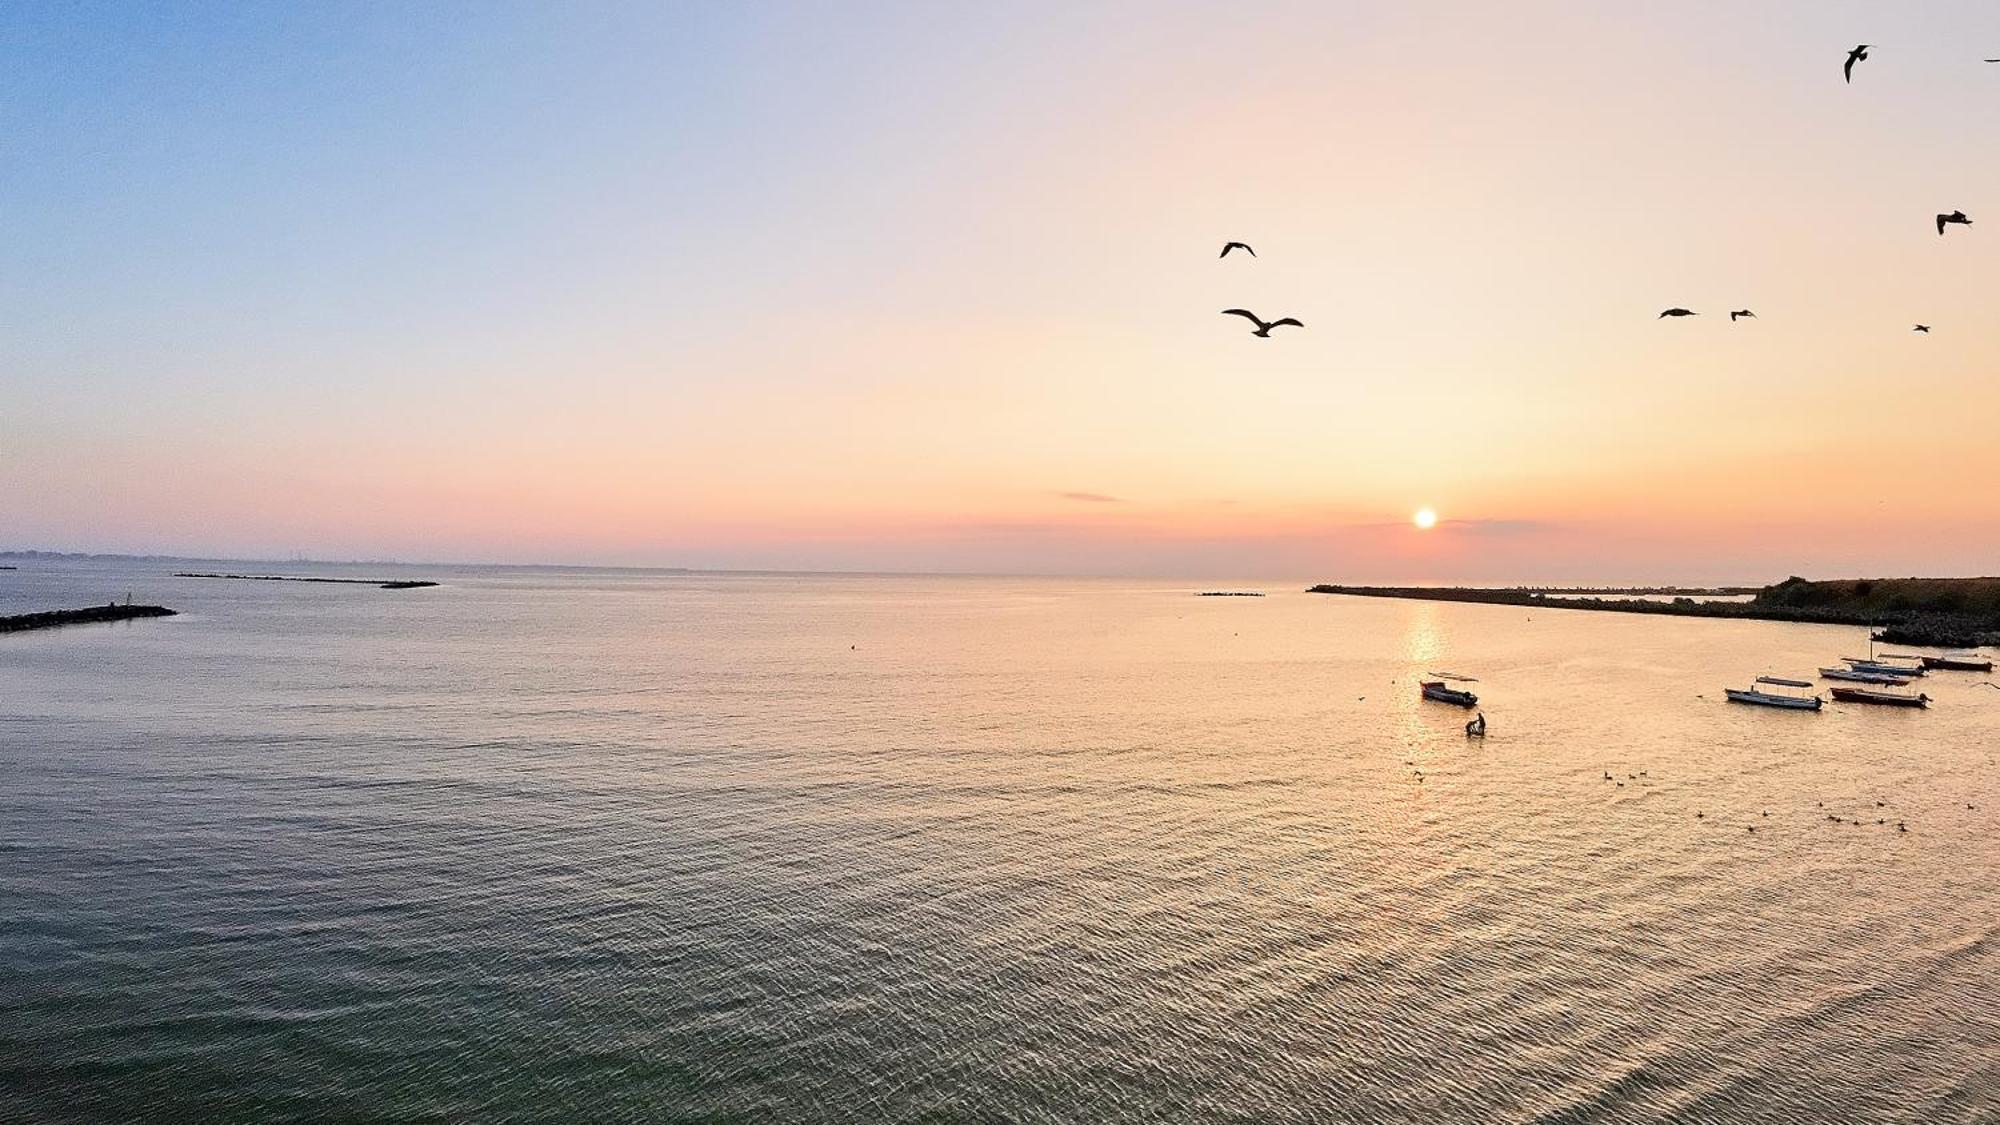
[
  {"left": 1420, "top": 674, "right": 1479, "bottom": 707},
  {"left": 1921, "top": 653, "right": 1994, "bottom": 672},
  {"left": 1724, "top": 677, "right": 1823, "bottom": 710},
  {"left": 1819, "top": 666, "right": 1912, "bottom": 685},
  {"left": 1841, "top": 657, "right": 1927, "bottom": 678},
  {"left": 1829, "top": 685, "right": 1930, "bottom": 708}
]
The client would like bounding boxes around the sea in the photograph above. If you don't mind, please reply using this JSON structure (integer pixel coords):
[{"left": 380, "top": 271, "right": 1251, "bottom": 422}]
[{"left": 2, "top": 560, "right": 1995, "bottom": 1123}]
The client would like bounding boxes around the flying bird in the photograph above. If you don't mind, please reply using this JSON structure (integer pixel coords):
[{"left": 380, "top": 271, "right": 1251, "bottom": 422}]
[
  {"left": 1221, "top": 308, "right": 1302, "bottom": 337},
  {"left": 1659, "top": 308, "right": 1697, "bottom": 318},
  {"left": 1219, "top": 241, "right": 1256, "bottom": 258},
  {"left": 1845, "top": 44, "right": 1869, "bottom": 83},
  {"left": 1729, "top": 309, "right": 1756, "bottom": 322},
  {"left": 1913, "top": 324, "right": 1931, "bottom": 333},
  {"left": 1937, "top": 210, "right": 1972, "bottom": 235}
]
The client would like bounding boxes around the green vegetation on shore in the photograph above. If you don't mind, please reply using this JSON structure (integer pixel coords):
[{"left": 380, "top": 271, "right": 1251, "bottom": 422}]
[
  {"left": 1308, "top": 576, "right": 2000, "bottom": 647},
  {"left": 1, "top": 605, "right": 177, "bottom": 633}
]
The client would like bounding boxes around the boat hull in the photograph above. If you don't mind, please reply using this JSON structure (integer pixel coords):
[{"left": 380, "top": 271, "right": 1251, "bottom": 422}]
[
  {"left": 1829, "top": 687, "right": 1929, "bottom": 708},
  {"left": 1724, "top": 689, "right": 1822, "bottom": 710},
  {"left": 1420, "top": 683, "right": 1479, "bottom": 708},
  {"left": 1844, "top": 661, "right": 1926, "bottom": 678},
  {"left": 1922, "top": 656, "right": 1993, "bottom": 672},
  {"left": 1818, "top": 667, "right": 1911, "bottom": 685}
]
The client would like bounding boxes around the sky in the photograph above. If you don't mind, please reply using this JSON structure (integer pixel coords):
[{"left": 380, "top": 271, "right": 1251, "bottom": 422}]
[{"left": 6, "top": 1, "right": 2000, "bottom": 581}]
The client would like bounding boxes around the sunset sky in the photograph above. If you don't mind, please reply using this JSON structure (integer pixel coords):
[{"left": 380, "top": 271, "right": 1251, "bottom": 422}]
[{"left": 7, "top": 1, "right": 2000, "bottom": 581}]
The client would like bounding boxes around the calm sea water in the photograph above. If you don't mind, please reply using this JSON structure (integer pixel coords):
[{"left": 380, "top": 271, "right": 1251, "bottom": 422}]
[{"left": 2, "top": 562, "right": 1995, "bottom": 1123}]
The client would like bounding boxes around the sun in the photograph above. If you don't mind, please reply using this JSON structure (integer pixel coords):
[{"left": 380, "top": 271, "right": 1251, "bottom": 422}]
[{"left": 1413, "top": 507, "right": 1438, "bottom": 530}]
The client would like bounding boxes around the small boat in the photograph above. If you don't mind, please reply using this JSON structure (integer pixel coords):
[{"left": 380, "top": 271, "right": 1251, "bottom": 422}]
[
  {"left": 1420, "top": 675, "right": 1479, "bottom": 707},
  {"left": 1819, "top": 666, "right": 1912, "bottom": 685},
  {"left": 1724, "top": 676, "right": 1823, "bottom": 710},
  {"left": 1829, "top": 685, "right": 1930, "bottom": 708},
  {"left": 1841, "top": 657, "right": 1927, "bottom": 678},
  {"left": 1922, "top": 653, "right": 1994, "bottom": 672}
]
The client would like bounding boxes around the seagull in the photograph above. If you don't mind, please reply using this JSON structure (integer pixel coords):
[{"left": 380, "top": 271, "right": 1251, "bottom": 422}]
[
  {"left": 1845, "top": 44, "right": 1869, "bottom": 83},
  {"left": 1729, "top": 309, "right": 1756, "bottom": 322},
  {"left": 1913, "top": 324, "right": 1932, "bottom": 333},
  {"left": 1937, "top": 210, "right": 1972, "bottom": 235},
  {"left": 1219, "top": 241, "right": 1255, "bottom": 258},
  {"left": 1221, "top": 309, "right": 1302, "bottom": 337},
  {"left": 1659, "top": 308, "right": 1698, "bottom": 318}
]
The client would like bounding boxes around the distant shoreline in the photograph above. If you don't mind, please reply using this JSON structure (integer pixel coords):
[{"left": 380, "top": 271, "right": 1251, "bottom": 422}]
[
  {"left": 175, "top": 573, "right": 438, "bottom": 590},
  {"left": 1308, "top": 579, "right": 2000, "bottom": 647}
]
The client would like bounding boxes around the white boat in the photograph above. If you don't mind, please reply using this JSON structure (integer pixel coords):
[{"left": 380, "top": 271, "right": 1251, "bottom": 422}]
[
  {"left": 1819, "top": 666, "right": 1912, "bottom": 685},
  {"left": 1842, "top": 657, "right": 1926, "bottom": 678},
  {"left": 1725, "top": 676, "right": 1823, "bottom": 710}
]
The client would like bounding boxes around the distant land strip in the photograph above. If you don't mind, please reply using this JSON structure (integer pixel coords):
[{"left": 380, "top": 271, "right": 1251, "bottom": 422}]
[
  {"left": 1307, "top": 577, "right": 2000, "bottom": 647},
  {"left": 1197, "top": 591, "right": 1264, "bottom": 597},
  {"left": 176, "top": 572, "right": 438, "bottom": 590},
  {"left": 0, "top": 604, "right": 177, "bottom": 633}
]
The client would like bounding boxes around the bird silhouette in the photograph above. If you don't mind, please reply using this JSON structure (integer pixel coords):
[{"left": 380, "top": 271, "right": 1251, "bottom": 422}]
[
  {"left": 1913, "top": 324, "right": 1932, "bottom": 333},
  {"left": 1729, "top": 309, "right": 1756, "bottom": 322},
  {"left": 1845, "top": 45, "right": 1869, "bottom": 83},
  {"left": 1219, "top": 241, "right": 1255, "bottom": 258},
  {"left": 1937, "top": 210, "right": 1972, "bottom": 235},
  {"left": 1659, "top": 308, "right": 1697, "bottom": 318},
  {"left": 1221, "top": 309, "right": 1302, "bottom": 337}
]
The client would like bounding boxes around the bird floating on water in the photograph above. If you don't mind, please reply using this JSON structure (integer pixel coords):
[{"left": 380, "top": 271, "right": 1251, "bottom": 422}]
[
  {"left": 1659, "top": 307, "right": 1697, "bottom": 318},
  {"left": 1845, "top": 44, "right": 1869, "bottom": 83},
  {"left": 1729, "top": 309, "right": 1756, "bottom": 322},
  {"left": 1221, "top": 309, "right": 1302, "bottom": 337},
  {"left": 1219, "top": 241, "right": 1255, "bottom": 258},
  {"left": 1913, "top": 324, "right": 1932, "bottom": 333},
  {"left": 1937, "top": 210, "right": 1972, "bottom": 235}
]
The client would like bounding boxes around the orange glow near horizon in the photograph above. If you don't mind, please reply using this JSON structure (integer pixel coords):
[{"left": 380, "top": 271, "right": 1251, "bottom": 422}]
[{"left": 8, "top": 5, "right": 2000, "bottom": 581}]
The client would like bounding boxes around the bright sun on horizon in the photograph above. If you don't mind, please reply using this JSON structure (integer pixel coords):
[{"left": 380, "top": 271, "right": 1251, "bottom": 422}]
[{"left": 1413, "top": 508, "right": 1438, "bottom": 530}]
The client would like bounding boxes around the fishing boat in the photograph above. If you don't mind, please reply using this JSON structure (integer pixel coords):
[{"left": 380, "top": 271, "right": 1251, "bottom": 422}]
[
  {"left": 1724, "top": 676, "right": 1823, "bottom": 710},
  {"left": 1841, "top": 657, "right": 1927, "bottom": 678},
  {"left": 1420, "top": 673, "right": 1479, "bottom": 708},
  {"left": 1819, "top": 666, "right": 1912, "bottom": 685},
  {"left": 1922, "top": 652, "right": 1994, "bottom": 672},
  {"left": 1829, "top": 685, "right": 1930, "bottom": 708}
]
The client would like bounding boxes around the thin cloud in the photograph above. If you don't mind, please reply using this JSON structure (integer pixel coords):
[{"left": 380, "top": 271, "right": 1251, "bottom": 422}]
[{"left": 1056, "top": 491, "right": 1124, "bottom": 503}]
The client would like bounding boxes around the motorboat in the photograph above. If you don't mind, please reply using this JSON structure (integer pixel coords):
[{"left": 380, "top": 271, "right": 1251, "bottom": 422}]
[
  {"left": 1922, "top": 652, "right": 1994, "bottom": 673},
  {"left": 1841, "top": 657, "right": 1927, "bottom": 678},
  {"left": 1819, "top": 666, "right": 1912, "bottom": 685},
  {"left": 1724, "top": 676, "right": 1823, "bottom": 710},
  {"left": 1829, "top": 685, "right": 1930, "bottom": 708},
  {"left": 1421, "top": 674, "right": 1479, "bottom": 708}
]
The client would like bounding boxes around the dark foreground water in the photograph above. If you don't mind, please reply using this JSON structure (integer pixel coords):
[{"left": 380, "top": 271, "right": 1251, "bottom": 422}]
[{"left": 2, "top": 562, "right": 1995, "bottom": 1123}]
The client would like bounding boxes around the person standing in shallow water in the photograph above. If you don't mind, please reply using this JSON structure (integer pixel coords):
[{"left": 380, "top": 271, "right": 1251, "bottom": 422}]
[{"left": 1466, "top": 712, "right": 1487, "bottom": 737}]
